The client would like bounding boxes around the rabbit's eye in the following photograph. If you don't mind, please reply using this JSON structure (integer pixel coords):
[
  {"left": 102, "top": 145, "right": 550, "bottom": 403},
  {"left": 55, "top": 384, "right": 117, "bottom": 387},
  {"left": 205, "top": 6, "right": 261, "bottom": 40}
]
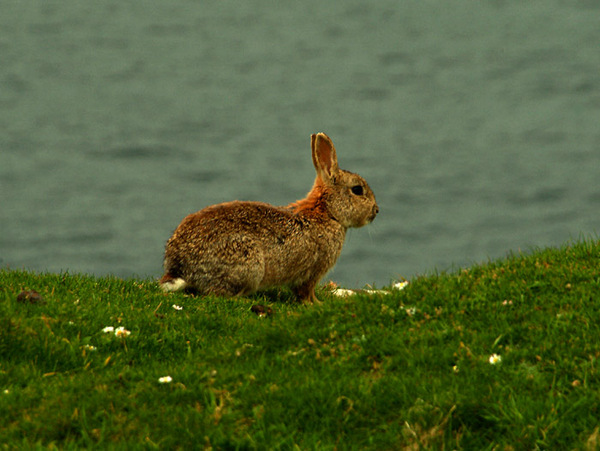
[{"left": 351, "top": 185, "right": 364, "bottom": 196}]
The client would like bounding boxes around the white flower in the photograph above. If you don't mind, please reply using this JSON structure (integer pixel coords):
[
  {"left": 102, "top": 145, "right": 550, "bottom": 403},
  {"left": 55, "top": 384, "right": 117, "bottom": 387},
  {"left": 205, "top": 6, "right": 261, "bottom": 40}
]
[
  {"left": 333, "top": 288, "right": 356, "bottom": 297},
  {"left": 158, "top": 376, "right": 173, "bottom": 384},
  {"left": 102, "top": 326, "right": 115, "bottom": 333},
  {"left": 393, "top": 281, "right": 409, "bottom": 290},
  {"left": 332, "top": 281, "right": 408, "bottom": 297},
  {"left": 83, "top": 344, "right": 97, "bottom": 351},
  {"left": 114, "top": 327, "right": 131, "bottom": 338},
  {"left": 363, "top": 289, "right": 391, "bottom": 296},
  {"left": 489, "top": 354, "right": 502, "bottom": 365},
  {"left": 172, "top": 304, "right": 183, "bottom": 311},
  {"left": 452, "top": 365, "right": 459, "bottom": 373}
]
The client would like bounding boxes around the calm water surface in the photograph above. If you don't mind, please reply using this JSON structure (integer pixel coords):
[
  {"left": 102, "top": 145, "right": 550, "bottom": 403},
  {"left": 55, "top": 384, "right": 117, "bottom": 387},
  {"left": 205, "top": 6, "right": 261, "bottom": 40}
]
[{"left": 2, "top": 1, "right": 599, "bottom": 287}]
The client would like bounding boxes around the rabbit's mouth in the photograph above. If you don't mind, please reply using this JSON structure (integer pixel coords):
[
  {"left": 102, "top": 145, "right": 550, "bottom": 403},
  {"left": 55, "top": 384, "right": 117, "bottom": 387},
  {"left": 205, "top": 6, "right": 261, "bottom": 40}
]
[
  {"left": 356, "top": 205, "right": 378, "bottom": 227},
  {"left": 368, "top": 204, "right": 379, "bottom": 223}
]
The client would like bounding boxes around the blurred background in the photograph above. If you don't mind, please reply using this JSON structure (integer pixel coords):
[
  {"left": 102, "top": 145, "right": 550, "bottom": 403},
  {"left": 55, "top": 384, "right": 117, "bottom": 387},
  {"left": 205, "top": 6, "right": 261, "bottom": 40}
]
[{"left": 1, "top": 1, "right": 599, "bottom": 288}]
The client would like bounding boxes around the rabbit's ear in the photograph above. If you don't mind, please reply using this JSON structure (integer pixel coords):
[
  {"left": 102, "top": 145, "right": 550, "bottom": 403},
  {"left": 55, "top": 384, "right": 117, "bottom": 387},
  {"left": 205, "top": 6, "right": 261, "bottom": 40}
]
[{"left": 311, "top": 133, "right": 339, "bottom": 181}]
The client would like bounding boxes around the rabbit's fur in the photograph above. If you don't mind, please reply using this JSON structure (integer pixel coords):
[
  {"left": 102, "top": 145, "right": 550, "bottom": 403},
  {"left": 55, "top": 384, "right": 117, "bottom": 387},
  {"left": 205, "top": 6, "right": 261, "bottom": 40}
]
[{"left": 160, "top": 133, "right": 378, "bottom": 303}]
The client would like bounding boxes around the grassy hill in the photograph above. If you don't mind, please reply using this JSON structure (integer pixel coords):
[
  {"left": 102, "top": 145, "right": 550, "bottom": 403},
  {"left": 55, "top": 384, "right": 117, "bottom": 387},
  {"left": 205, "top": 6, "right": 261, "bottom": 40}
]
[{"left": 1, "top": 240, "right": 600, "bottom": 449}]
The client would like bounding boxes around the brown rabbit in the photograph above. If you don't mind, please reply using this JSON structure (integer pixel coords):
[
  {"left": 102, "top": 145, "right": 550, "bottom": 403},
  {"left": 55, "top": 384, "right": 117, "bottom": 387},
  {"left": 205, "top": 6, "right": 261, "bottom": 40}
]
[{"left": 160, "top": 133, "right": 378, "bottom": 303}]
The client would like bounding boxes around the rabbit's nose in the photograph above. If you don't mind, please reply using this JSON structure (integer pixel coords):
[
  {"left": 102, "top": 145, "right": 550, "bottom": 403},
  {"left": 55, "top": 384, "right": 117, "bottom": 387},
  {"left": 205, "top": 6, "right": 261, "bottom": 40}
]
[{"left": 373, "top": 205, "right": 379, "bottom": 216}]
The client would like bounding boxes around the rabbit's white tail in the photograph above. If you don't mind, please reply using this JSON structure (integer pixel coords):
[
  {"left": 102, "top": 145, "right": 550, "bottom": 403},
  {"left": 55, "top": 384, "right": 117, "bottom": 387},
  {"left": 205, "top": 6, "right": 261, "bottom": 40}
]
[{"left": 160, "top": 277, "right": 188, "bottom": 292}]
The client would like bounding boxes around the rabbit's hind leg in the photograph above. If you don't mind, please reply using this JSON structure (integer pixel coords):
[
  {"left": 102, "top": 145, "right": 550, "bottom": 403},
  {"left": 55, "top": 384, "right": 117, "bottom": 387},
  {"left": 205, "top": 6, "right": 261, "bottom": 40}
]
[
  {"left": 218, "top": 259, "right": 265, "bottom": 298},
  {"left": 198, "top": 251, "right": 266, "bottom": 299},
  {"left": 201, "top": 265, "right": 263, "bottom": 298}
]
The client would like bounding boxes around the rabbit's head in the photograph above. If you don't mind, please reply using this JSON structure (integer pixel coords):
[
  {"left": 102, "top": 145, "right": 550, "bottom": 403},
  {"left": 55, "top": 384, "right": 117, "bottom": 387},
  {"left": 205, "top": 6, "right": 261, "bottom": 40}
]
[{"left": 307, "top": 133, "right": 378, "bottom": 229}]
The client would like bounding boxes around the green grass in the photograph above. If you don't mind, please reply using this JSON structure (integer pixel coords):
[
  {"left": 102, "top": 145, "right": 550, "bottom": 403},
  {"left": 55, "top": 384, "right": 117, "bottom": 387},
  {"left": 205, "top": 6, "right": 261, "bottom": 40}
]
[{"left": 2, "top": 240, "right": 600, "bottom": 449}]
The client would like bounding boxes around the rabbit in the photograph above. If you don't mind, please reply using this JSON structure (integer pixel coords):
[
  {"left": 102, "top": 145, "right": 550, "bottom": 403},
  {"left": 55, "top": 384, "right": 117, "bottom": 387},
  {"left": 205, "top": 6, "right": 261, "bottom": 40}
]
[{"left": 159, "top": 132, "right": 378, "bottom": 304}]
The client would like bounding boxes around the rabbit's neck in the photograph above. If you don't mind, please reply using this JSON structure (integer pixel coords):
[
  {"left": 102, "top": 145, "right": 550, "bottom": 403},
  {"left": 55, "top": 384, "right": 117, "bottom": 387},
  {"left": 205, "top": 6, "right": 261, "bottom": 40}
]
[{"left": 287, "top": 177, "right": 339, "bottom": 224}]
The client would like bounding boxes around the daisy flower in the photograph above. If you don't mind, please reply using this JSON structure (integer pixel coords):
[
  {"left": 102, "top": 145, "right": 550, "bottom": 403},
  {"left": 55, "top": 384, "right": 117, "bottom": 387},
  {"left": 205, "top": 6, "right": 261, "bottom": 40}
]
[
  {"left": 158, "top": 376, "right": 173, "bottom": 384},
  {"left": 114, "top": 327, "right": 131, "bottom": 338},
  {"left": 102, "top": 326, "right": 115, "bottom": 334},
  {"left": 489, "top": 354, "right": 502, "bottom": 365},
  {"left": 393, "top": 281, "right": 409, "bottom": 290},
  {"left": 172, "top": 304, "right": 183, "bottom": 311}
]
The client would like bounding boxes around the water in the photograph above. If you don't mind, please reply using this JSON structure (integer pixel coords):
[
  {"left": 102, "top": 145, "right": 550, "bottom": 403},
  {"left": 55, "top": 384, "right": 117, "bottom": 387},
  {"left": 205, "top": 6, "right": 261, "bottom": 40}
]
[{"left": 2, "top": 1, "right": 599, "bottom": 288}]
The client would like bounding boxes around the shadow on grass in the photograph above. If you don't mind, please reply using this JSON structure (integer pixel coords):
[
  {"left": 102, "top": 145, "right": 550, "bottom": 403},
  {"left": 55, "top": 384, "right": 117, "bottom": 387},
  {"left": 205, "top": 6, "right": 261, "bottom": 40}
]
[{"left": 178, "top": 285, "right": 303, "bottom": 305}]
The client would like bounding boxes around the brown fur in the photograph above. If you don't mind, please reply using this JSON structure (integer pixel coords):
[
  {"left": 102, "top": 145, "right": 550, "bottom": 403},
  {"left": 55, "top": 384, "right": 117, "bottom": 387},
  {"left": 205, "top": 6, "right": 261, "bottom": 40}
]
[{"left": 161, "top": 133, "right": 378, "bottom": 303}]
